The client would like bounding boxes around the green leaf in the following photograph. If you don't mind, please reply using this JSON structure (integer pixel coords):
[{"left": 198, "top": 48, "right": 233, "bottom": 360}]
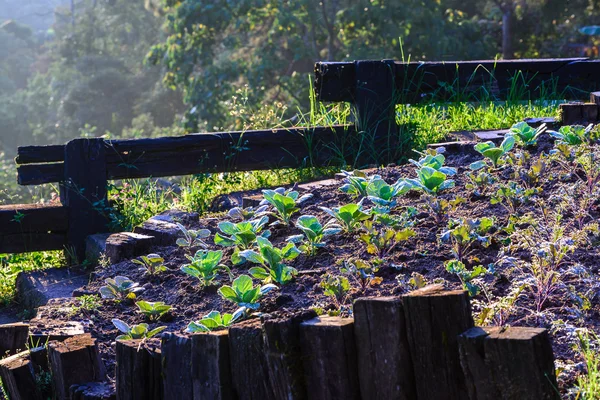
[
  {"left": 249, "top": 267, "right": 270, "bottom": 280},
  {"left": 218, "top": 286, "right": 238, "bottom": 302},
  {"left": 112, "top": 319, "right": 130, "bottom": 334}
]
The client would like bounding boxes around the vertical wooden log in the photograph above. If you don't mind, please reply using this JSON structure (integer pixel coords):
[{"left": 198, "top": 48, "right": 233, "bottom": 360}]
[
  {"left": 590, "top": 91, "right": 600, "bottom": 105},
  {"left": 47, "top": 334, "right": 106, "bottom": 400},
  {"left": 262, "top": 311, "right": 316, "bottom": 400},
  {"left": 299, "top": 316, "right": 360, "bottom": 400},
  {"left": 0, "top": 323, "right": 29, "bottom": 357},
  {"left": 161, "top": 333, "right": 192, "bottom": 400},
  {"left": 354, "top": 60, "right": 397, "bottom": 164},
  {"left": 228, "top": 319, "right": 274, "bottom": 400},
  {"left": 62, "top": 138, "right": 109, "bottom": 262},
  {"left": 116, "top": 339, "right": 162, "bottom": 400},
  {"left": 0, "top": 350, "right": 42, "bottom": 400},
  {"left": 353, "top": 296, "right": 416, "bottom": 400},
  {"left": 402, "top": 285, "right": 474, "bottom": 400},
  {"left": 458, "top": 326, "right": 559, "bottom": 400},
  {"left": 560, "top": 103, "right": 583, "bottom": 125},
  {"left": 190, "top": 331, "right": 234, "bottom": 400},
  {"left": 582, "top": 103, "right": 599, "bottom": 122}
]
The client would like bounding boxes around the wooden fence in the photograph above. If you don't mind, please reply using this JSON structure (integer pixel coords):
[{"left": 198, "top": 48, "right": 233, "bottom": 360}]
[
  {"left": 0, "top": 287, "right": 560, "bottom": 399},
  {"left": 3, "top": 57, "right": 600, "bottom": 260}
]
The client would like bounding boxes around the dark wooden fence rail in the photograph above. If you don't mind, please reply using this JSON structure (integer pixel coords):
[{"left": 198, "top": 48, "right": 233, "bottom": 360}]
[
  {"left": 3, "top": 57, "right": 600, "bottom": 260},
  {"left": 0, "top": 287, "right": 560, "bottom": 399}
]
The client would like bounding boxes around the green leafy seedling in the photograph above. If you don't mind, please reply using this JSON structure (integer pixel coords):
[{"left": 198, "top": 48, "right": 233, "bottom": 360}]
[
  {"left": 470, "top": 135, "right": 515, "bottom": 169},
  {"left": 112, "top": 319, "right": 167, "bottom": 340},
  {"left": 176, "top": 223, "right": 211, "bottom": 249},
  {"left": 404, "top": 166, "right": 455, "bottom": 195},
  {"left": 320, "top": 202, "right": 371, "bottom": 233},
  {"left": 320, "top": 273, "right": 350, "bottom": 307},
  {"left": 180, "top": 250, "right": 231, "bottom": 286},
  {"left": 439, "top": 217, "right": 494, "bottom": 263},
  {"left": 100, "top": 276, "right": 144, "bottom": 300},
  {"left": 214, "top": 216, "right": 270, "bottom": 264},
  {"left": 339, "top": 170, "right": 370, "bottom": 197},
  {"left": 409, "top": 150, "right": 457, "bottom": 175},
  {"left": 444, "top": 260, "right": 489, "bottom": 296},
  {"left": 132, "top": 254, "right": 167, "bottom": 275},
  {"left": 228, "top": 205, "right": 269, "bottom": 221},
  {"left": 135, "top": 300, "right": 172, "bottom": 321},
  {"left": 507, "top": 121, "right": 546, "bottom": 147},
  {"left": 240, "top": 237, "right": 300, "bottom": 284},
  {"left": 186, "top": 309, "right": 244, "bottom": 332},
  {"left": 218, "top": 274, "right": 277, "bottom": 310},
  {"left": 261, "top": 187, "right": 313, "bottom": 225},
  {"left": 287, "top": 215, "right": 341, "bottom": 255},
  {"left": 549, "top": 124, "right": 593, "bottom": 146}
]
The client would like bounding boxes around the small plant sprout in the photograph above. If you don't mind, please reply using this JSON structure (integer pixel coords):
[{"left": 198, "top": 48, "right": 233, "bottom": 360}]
[
  {"left": 339, "top": 170, "right": 370, "bottom": 197},
  {"left": 359, "top": 220, "right": 415, "bottom": 258},
  {"left": 404, "top": 166, "right": 455, "bottom": 195},
  {"left": 261, "top": 187, "right": 313, "bottom": 225},
  {"left": 180, "top": 250, "right": 231, "bottom": 286},
  {"left": 176, "top": 223, "right": 211, "bottom": 249},
  {"left": 470, "top": 135, "right": 515, "bottom": 170},
  {"left": 214, "top": 216, "right": 271, "bottom": 264},
  {"left": 507, "top": 121, "right": 546, "bottom": 147},
  {"left": 409, "top": 148, "right": 457, "bottom": 176},
  {"left": 135, "top": 300, "right": 172, "bottom": 321},
  {"left": 100, "top": 276, "right": 144, "bottom": 300},
  {"left": 439, "top": 217, "right": 494, "bottom": 263},
  {"left": 341, "top": 259, "right": 382, "bottom": 290},
  {"left": 320, "top": 202, "right": 371, "bottom": 233},
  {"left": 186, "top": 309, "right": 244, "bottom": 333},
  {"left": 287, "top": 215, "right": 342, "bottom": 256},
  {"left": 466, "top": 169, "right": 496, "bottom": 196},
  {"left": 366, "top": 177, "right": 412, "bottom": 214},
  {"left": 444, "top": 260, "right": 489, "bottom": 297},
  {"left": 320, "top": 273, "right": 351, "bottom": 307},
  {"left": 490, "top": 182, "right": 540, "bottom": 214},
  {"left": 132, "top": 254, "right": 167, "bottom": 275},
  {"left": 240, "top": 237, "right": 300, "bottom": 285},
  {"left": 112, "top": 319, "right": 166, "bottom": 340},
  {"left": 549, "top": 124, "right": 593, "bottom": 146},
  {"left": 227, "top": 204, "right": 269, "bottom": 221},
  {"left": 218, "top": 274, "right": 277, "bottom": 310}
]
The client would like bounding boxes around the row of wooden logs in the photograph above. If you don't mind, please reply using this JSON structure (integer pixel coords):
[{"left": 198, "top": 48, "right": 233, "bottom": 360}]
[
  {"left": 560, "top": 91, "right": 600, "bottom": 125},
  {"left": 0, "top": 286, "right": 559, "bottom": 400}
]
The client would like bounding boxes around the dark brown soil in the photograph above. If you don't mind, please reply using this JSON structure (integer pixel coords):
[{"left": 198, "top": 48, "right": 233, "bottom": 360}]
[{"left": 30, "top": 134, "right": 600, "bottom": 396}]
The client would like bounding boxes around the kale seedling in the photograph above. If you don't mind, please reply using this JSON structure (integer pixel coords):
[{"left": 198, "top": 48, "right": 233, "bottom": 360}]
[
  {"left": 186, "top": 309, "right": 244, "bottom": 333},
  {"left": 439, "top": 217, "right": 494, "bottom": 263},
  {"left": 490, "top": 182, "right": 540, "bottom": 214},
  {"left": 135, "top": 300, "right": 172, "bottom": 322},
  {"left": 132, "top": 254, "right": 167, "bottom": 275},
  {"left": 340, "top": 259, "right": 382, "bottom": 290},
  {"left": 287, "top": 215, "right": 342, "bottom": 256},
  {"left": 112, "top": 319, "right": 166, "bottom": 340},
  {"left": 444, "top": 260, "right": 489, "bottom": 296},
  {"left": 214, "top": 216, "right": 271, "bottom": 264},
  {"left": 507, "top": 121, "right": 546, "bottom": 147},
  {"left": 176, "top": 223, "right": 211, "bottom": 249},
  {"left": 470, "top": 135, "right": 515, "bottom": 170},
  {"left": 320, "top": 202, "right": 371, "bottom": 233},
  {"left": 240, "top": 237, "right": 300, "bottom": 284},
  {"left": 100, "top": 276, "right": 145, "bottom": 300},
  {"left": 403, "top": 165, "right": 457, "bottom": 223},
  {"left": 339, "top": 170, "right": 371, "bottom": 197},
  {"left": 261, "top": 187, "right": 313, "bottom": 226},
  {"left": 320, "top": 273, "right": 350, "bottom": 307},
  {"left": 180, "top": 250, "right": 231, "bottom": 286},
  {"left": 359, "top": 220, "right": 415, "bottom": 258},
  {"left": 366, "top": 177, "right": 411, "bottom": 214},
  {"left": 218, "top": 274, "right": 277, "bottom": 310}
]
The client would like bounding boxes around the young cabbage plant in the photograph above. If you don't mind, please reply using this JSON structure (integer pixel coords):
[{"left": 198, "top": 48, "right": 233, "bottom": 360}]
[
  {"left": 366, "top": 177, "right": 412, "bottom": 214},
  {"left": 507, "top": 121, "right": 546, "bottom": 147},
  {"left": 176, "top": 223, "right": 211, "bottom": 249},
  {"left": 404, "top": 166, "right": 455, "bottom": 195},
  {"left": 214, "top": 216, "right": 271, "bottom": 264},
  {"left": 444, "top": 260, "right": 489, "bottom": 297},
  {"left": 320, "top": 273, "right": 351, "bottom": 307},
  {"left": 409, "top": 149, "right": 457, "bottom": 176},
  {"left": 287, "top": 215, "right": 342, "bottom": 256},
  {"left": 439, "top": 217, "right": 494, "bottom": 263},
  {"left": 340, "top": 259, "right": 382, "bottom": 290},
  {"left": 112, "top": 319, "right": 166, "bottom": 340},
  {"left": 549, "top": 124, "right": 593, "bottom": 146},
  {"left": 132, "top": 254, "right": 167, "bottom": 275},
  {"left": 470, "top": 135, "right": 515, "bottom": 170},
  {"left": 135, "top": 301, "right": 172, "bottom": 322},
  {"left": 359, "top": 220, "right": 416, "bottom": 258},
  {"left": 261, "top": 187, "right": 313, "bottom": 226},
  {"left": 186, "top": 309, "right": 245, "bottom": 333},
  {"left": 339, "top": 170, "right": 371, "bottom": 197},
  {"left": 218, "top": 274, "right": 277, "bottom": 310},
  {"left": 228, "top": 205, "right": 269, "bottom": 221},
  {"left": 239, "top": 237, "right": 300, "bottom": 284},
  {"left": 180, "top": 250, "right": 231, "bottom": 286},
  {"left": 320, "top": 202, "right": 371, "bottom": 233},
  {"left": 466, "top": 170, "right": 496, "bottom": 196},
  {"left": 100, "top": 276, "right": 144, "bottom": 300}
]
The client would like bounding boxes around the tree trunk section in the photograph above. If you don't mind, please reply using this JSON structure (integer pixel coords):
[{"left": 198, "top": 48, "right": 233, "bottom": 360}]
[
  {"left": 0, "top": 323, "right": 29, "bottom": 357},
  {"left": 0, "top": 350, "right": 42, "bottom": 400},
  {"left": 353, "top": 296, "right": 416, "bottom": 400},
  {"left": 47, "top": 334, "right": 107, "bottom": 400},
  {"left": 161, "top": 333, "right": 193, "bottom": 400},
  {"left": 116, "top": 339, "right": 162, "bottom": 400},
  {"left": 299, "top": 316, "right": 360, "bottom": 400},
  {"left": 228, "top": 319, "right": 275, "bottom": 400},
  {"left": 190, "top": 330, "right": 234, "bottom": 400},
  {"left": 402, "top": 285, "right": 473, "bottom": 400}
]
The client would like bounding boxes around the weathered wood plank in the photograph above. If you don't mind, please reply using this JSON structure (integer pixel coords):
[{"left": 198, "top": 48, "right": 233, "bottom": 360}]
[
  {"left": 190, "top": 331, "right": 235, "bottom": 400},
  {"left": 353, "top": 297, "right": 416, "bottom": 400},
  {"left": 161, "top": 333, "right": 193, "bottom": 400},
  {"left": 16, "top": 144, "right": 65, "bottom": 164},
  {"left": 17, "top": 163, "right": 64, "bottom": 185},
  {"left": 402, "top": 285, "right": 474, "bottom": 400},
  {"left": 116, "top": 339, "right": 162, "bottom": 400},
  {"left": 0, "top": 350, "right": 42, "bottom": 400},
  {"left": 0, "top": 232, "right": 67, "bottom": 253},
  {"left": 0, "top": 204, "right": 68, "bottom": 235},
  {"left": 0, "top": 323, "right": 29, "bottom": 357}
]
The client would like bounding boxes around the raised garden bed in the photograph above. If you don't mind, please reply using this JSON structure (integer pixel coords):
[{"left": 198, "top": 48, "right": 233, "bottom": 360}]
[{"left": 5, "top": 123, "right": 600, "bottom": 398}]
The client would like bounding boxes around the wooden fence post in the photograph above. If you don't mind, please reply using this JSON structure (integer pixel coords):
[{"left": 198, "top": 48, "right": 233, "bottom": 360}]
[
  {"left": 354, "top": 59, "right": 397, "bottom": 165},
  {"left": 190, "top": 331, "right": 235, "bottom": 400},
  {"left": 402, "top": 285, "right": 474, "bottom": 400},
  {"left": 116, "top": 339, "right": 162, "bottom": 400},
  {"left": 353, "top": 296, "right": 416, "bottom": 400},
  {"left": 0, "top": 350, "right": 42, "bottom": 400},
  {"left": 62, "top": 138, "right": 109, "bottom": 263},
  {"left": 161, "top": 333, "right": 193, "bottom": 399}
]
